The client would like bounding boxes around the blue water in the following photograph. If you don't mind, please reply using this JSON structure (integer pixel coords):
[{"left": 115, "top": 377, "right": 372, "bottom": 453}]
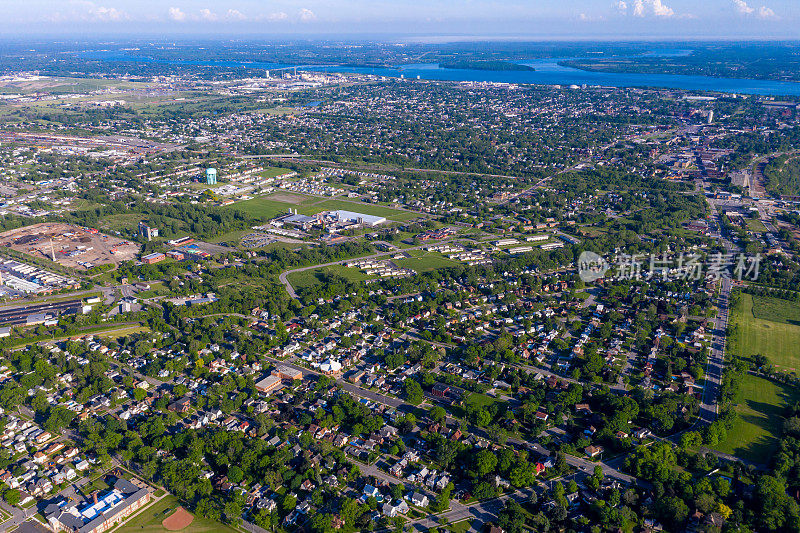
[
  {"left": 314, "top": 60, "right": 800, "bottom": 96},
  {"left": 82, "top": 50, "right": 800, "bottom": 96}
]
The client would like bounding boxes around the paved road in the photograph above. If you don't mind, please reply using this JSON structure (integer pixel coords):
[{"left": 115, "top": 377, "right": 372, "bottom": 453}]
[
  {"left": 404, "top": 489, "right": 536, "bottom": 532},
  {"left": 693, "top": 180, "right": 738, "bottom": 428},
  {"left": 0, "top": 499, "right": 30, "bottom": 532},
  {"left": 699, "top": 276, "right": 732, "bottom": 424}
]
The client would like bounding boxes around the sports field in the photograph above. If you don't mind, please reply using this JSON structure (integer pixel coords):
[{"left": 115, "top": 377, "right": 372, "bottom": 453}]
[
  {"left": 714, "top": 372, "right": 800, "bottom": 463},
  {"left": 734, "top": 293, "right": 800, "bottom": 370},
  {"left": 116, "top": 495, "right": 237, "bottom": 533}
]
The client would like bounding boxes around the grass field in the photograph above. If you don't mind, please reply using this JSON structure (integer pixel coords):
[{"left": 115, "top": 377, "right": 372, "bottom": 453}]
[
  {"left": 288, "top": 264, "right": 371, "bottom": 290},
  {"left": 746, "top": 219, "right": 768, "bottom": 233},
  {"left": 230, "top": 193, "right": 417, "bottom": 222},
  {"left": 206, "top": 229, "right": 250, "bottom": 244},
  {"left": 465, "top": 392, "right": 499, "bottom": 409},
  {"left": 750, "top": 294, "right": 800, "bottom": 325},
  {"left": 116, "top": 495, "right": 238, "bottom": 533},
  {"left": 448, "top": 519, "right": 476, "bottom": 533},
  {"left": 396, "top": 252, "right": 459, "bottom": 272},
  {"left": 714, "top": 372, "right": 800, "bottom": 463},
  {"left": 96, "top": 213, "right": 147, "bottom": 233},
  {"left": 229, "top": 197, "right": 308, "bottom": 220},
  {"left": 11, "top": 325, "right": 149, "bottom": 349},
  {"left": 259, "top": 167, "right": 294, "bottom": 179},
  {"left": 734, "top": 293, "right": 800, "bottom": 370},
  {"left": 307, "top": 199, "right": 418, "bottom": 221},
  {"left": 451, "top": 392, "right": 504, "bottom": 419}
]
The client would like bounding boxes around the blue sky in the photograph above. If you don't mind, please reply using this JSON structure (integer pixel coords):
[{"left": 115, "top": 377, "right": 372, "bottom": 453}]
[{"left": 1, "top": 0, "right": 797, "bottom": 38}]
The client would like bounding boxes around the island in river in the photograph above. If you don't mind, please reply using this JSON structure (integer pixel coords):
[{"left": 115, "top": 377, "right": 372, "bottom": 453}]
[{"left": 439, "top": 59, "right": 534, "bottom": 72}]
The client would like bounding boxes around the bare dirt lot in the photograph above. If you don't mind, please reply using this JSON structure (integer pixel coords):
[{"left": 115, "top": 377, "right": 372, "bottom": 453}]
[
  {"left": 266, "top": 192, "right": 308, "bottom": 204},
  {"left": 0, "top": 222, "right": 141, "bottom": 270},
  {"left": 161, "top": 506, "right": 194, "bottom": 531}
]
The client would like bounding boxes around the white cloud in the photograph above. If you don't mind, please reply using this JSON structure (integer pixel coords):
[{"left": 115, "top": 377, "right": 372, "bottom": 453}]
[
  {"left": 650, "top": 0, "right": 674, "bottom": 17},
  {"left": 265, "top": 11, "right": 288, "bottom": 21},
  {"left": 629, "top": 0, "right": 674, "bottom": 17},
  {"left": 64, "top": 1, "right": 128, "bottom": 22},
  {"left": 199, "top": 8, "right": 218, "bottom": 21},
  {"left": 732, "top": 0, "right": 755, "bottom": 14},
  {"left": 732, "top": 1, "right": 778, "bottom": 19},
  {"left": 92, "top": 6, "right": 127, "bottom": 21},
  {"left": 579, "top": 13, "right": 605, "bottom": 21},
  {"left": 758, "top": 5, "right": 777, "bottom": 18},
  {"left": 616, "top": 1, "right": 628, "bottom": 13},
  {"left": 298, "top": 8, "right": 316, "bottom": 22},
  {"left": 226, "top": 9, "right": 247, "bottom": 21},
  {"left": 168, "top": 7, "right": 186, "bottom": 21}
]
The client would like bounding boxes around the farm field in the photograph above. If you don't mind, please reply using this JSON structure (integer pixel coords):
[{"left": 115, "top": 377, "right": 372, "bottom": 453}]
[
  {"left": 734, "top": 293, "right": 800, "bottom": 370},
  {"left": 713, "top": 372, "right": 800, "bottom": 463},
  {"left": 116, "top": 495, "right": 238, "bottom": 533}
]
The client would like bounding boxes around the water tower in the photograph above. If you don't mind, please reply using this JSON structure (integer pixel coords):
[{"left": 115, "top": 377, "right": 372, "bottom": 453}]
[{"left": 206, "top": 168, "right": 217, "bottom": 185}]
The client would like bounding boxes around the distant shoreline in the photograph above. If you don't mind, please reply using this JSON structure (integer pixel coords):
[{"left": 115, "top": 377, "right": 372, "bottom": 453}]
[{"left": 439, "top": 60, "right": 535, "bottom": 72}]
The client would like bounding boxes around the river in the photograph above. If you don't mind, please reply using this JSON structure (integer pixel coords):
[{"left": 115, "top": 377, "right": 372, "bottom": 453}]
[{"left": 83, "top": 50, "right": 800, "bottom": 96}]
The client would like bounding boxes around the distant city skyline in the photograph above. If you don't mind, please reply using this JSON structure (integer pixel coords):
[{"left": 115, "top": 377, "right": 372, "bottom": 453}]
[{"left": 1, "top": 0, "right": 797, "bottom": 38}]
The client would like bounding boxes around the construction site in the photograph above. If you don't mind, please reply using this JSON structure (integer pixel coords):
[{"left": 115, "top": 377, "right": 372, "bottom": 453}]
[{"left": 0, "top": 223, "right": 141, "bottom": 270}]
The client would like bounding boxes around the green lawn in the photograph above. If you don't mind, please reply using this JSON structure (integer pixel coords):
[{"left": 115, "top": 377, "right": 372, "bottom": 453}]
[
  {"left": 116, "top": 495, "right": 238, "bottom": 533},
  {"left": 308, "top": 199, "right": 418, "bottom": 221},
  {"left": 750, "top": 294, "right": 800, "bottom": 325},
  {"left": 395, "top": 252, "right": 459, "bottom": 273},
  {"left": 259, "top": 167, "right": 294, "bottom": 179},
  {"left": 228, "top": 192, "right": 417, "bottom": 223},
  {"left": 746, "top": 219, "right": 768, "bottom": 233},
  {"left": 450, "top": 391, "right": 504, "bottom": 419},
  {"left": 96, "top": 213, "right": 146, "bottom": 233},
  {"left": 136, "top": 282, "right": 170, "bottom": 299},
  {"left": 448, "top": 519, "right": 477, "bottom": 533},
  {"left": 10, "top": 324, "right": 150, "bottom": 349},
  {"left": 206, "top": 229, "right": 250, "bottom": 244},
  {"left": 714, "top": 372, "right": 800, "bottom": 463},
  {"left": 465, "top": 392, "right": 501, "bottom": 409},
  {"left": 228, "top": 197, "right": 298, "bottom": 220},
  {"left": 288, "top": 264, "right": 372, "bottom": 290},
  {"left": 734, "top": 293, "right": 800, "bottom": 370}
]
